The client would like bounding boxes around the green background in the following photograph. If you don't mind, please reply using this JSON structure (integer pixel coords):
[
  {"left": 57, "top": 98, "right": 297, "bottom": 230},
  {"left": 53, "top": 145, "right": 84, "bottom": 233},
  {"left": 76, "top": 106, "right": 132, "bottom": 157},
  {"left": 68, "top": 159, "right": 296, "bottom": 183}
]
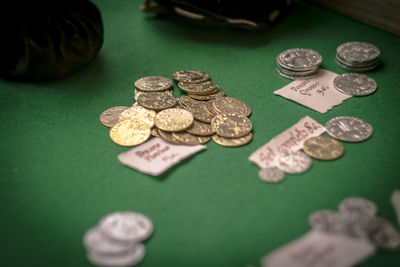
[{"left": 1, "top": 0, "right": 399, "bottom": 266}]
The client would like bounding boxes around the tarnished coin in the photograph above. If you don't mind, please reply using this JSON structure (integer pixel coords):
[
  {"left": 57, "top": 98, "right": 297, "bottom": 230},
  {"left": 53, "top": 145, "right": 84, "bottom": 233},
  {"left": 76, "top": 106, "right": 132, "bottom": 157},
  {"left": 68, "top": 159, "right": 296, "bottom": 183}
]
[
  {"left": 205, "top": 100, "right": 218, "bottom": 117},
  {"left": 212, "top": 97, "right": 252, "bottom": 117},
  {"left": 211, "top": 114, "right": 252, "bottom": 138},
  {"left": 339, "top": 197, "right": 377, "bottom": 218},
  {"left": 137, "top": 91, "right": 176, "bottom": 110},
  {"left": 134, "top": 76, "right": 173, "bottom": 92},
  {"left": 118, "top": 106, "right": 156, "bottom": 127},
  {"left": 172, "top": 70, "right": 209, "bottom": 83},
  {"left": 303, "top": 136, "right": 344, "bottom": 160},
  {"left": 185, "top": 120, "right": 215, "bottom": 136},
  {"left": 365, "top": 217, "right": 400, "bottom": 250},
  {"left": 336, "top": 42, "right": 380, "bottom": 65},
  {"left": 326, "top": 116, "right": 373, "bottom": 142},
  {"left": 258, "top": 167, "right": 285, "bottom": 183},
  {"left": 100, "top": 106, "right": 131, "bottom": 128},
  {"left": 185, "top": 102, "right": 214, "bottom": 123},
  {"left": 158, "top": 129, "right": 182, "bottom": 144},
  {"left": 172, "top": 132, "right": 210, "bottom": 145},
  {"left": 83, "top": 227, "right": 134, "bottom": 255},
  {"left": 212, "top": 132, "right": 253, "bottom": 147},
  {"left": 155, "top": 108, "right": 194, "bottom": 132},
  {"left": 276, "top": 151, "right": 312, "bottom": 174},
  {"left": 187, "top": 90, "right": 225, "bottom": 101},
  {"left": 134, "top": 88, "right": 173, "bottom": 101},
  {"left": 109, "top": 119, "right": 151, "bottom": 147},
  {"left": 87, "top": 243, "right": 145, "bottom": 267},
  {"left": 178, "top": 81, "right": 219, "bottom": 95},
  {"left": 98, "top": 211, "right": 153, "bottom": 243},
  {"left": 179, "top": 95, "right": 198, "bottom": 107},
  {"left": 333, "top": 73, "right": 377, "bottom": 96},
  {"left": 277, "top": 48, "right": 322, "bottom": 71}
]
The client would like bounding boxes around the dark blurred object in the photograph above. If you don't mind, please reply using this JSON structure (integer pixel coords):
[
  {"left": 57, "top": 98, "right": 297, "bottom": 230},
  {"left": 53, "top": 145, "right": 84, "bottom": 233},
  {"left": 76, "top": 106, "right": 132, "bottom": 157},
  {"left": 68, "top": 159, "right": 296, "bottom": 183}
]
[
  {"left": 142, "top": 0, "right": 291, "bottom": 31},
  {"left": 0, "top": 0, "right": 104, "bottom": 81},
  {"left": 305, "top": 0, "right": 400, "bottom": 36}
]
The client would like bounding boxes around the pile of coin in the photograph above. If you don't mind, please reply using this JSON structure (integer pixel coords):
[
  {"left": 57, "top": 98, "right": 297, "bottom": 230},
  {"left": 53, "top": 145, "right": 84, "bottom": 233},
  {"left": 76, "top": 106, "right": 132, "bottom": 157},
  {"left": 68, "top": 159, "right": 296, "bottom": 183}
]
[
  {"left": 276, "top": 48, "right": 322, "bottom": 79},
  {"left": 336, "top": 41, "right": 380, "bottom": 72},
  {"left": 309, "top": 197, "right": 400, "bottom": 250},
  {"left": 100, "top": 70, "right": 253, "bottom": 147},
  {"left": 259, "top": 116, "right": 372, "bottom": 183},
  {"left": 83, "top": 211, "right": 154, "bottom": 267}
]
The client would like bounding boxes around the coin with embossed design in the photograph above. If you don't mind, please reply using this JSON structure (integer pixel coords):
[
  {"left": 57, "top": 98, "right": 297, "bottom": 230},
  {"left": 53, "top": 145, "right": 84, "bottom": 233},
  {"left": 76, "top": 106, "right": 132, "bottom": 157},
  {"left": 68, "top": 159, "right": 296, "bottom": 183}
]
[
  {"left": 211, "top": 113, "right": 252, "bottom": 138},
  {"left": 134, "top": 76, "right": 173, "bottom": 92},
  {"left": 109, "top": 119, "right": 151, "bottom": 147},
  {"left": 212, "top": 132, "right": 253, "bottom": 147},
  {"left": 185, "top": 102, "right": 214, "bottom": 123},
  {"left": 185, "top": 120, "right": 215, "bottom": 136},
  {"left": 100, "top": 106, "right": 130, "bottom": 128},
  {"left": 276, "top": 151, "right": 312, "bottom": 174},
  {"left": 137, "top": 92, "right": 176, "bottom": 110},
  {"left": 333, "top": 73, "right": 377, "bottom": 96},
  {"left": 187, "top": 90, "right": 225, "bottom": 101},
  {"left": 134, "top": 88, "right": 173, "bottom": 101},
  {"left": 118, "top": 106, "right": 156, "bottom": 127},
  {"left": 155, "top": 108, "right": 194, "bottom": 132},
  {"left": 172, "top": 70, "right": 209, "bottom": 83},
  {"left": 336, "top": 42, "right": 380, "bottom": 66},
  {"left": 178, "top": 81, "right": 219, "bottom": 95},
  {"left": 172, "top": 132, "right": 210, "bottom": 145},
  {"left": 277, "top": 48, "right": 322, "bottom": 71},
  {"left": 212, "top": 97, "right": 252, "bottom": 117},
  {"left": 303, "top": 136, "right": 344, "bottom": 160},
  {"left": 326, "top": 116, "right": 372, "bottom": 142}
]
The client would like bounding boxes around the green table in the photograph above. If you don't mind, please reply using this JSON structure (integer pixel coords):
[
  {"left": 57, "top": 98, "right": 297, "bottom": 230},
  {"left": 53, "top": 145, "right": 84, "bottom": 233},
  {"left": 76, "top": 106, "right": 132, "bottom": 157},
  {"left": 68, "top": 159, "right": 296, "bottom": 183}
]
[{"left": 1, "top": 1, "right": 400, "bottom": 266}]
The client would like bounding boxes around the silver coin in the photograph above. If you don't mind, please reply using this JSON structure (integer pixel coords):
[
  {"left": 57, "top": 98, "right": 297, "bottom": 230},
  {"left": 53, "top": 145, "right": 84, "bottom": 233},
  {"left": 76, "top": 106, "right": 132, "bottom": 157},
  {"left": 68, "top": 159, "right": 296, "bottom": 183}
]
[
  {"left": 99, "top": 212, "right": 153, "bottom": 243},
  {"left": 134, "top": 76, "right": 173, "bottom": 92},
  {"left": 335, "top": 59, "right": 378, "bottom": 72},
  {"left": 326, "top": 116, "right": 373, "bottom": 142},
  {"left": 365, "top": 217, "right": 400, "bottom": 250},
  {"left": 276, "top": 66, "right": 318, "bottom": 80},
  {"left": 276, "top": 151, "right": 312, "bottom": 174},
  {"left": 258, "top": 167, "right": 285, "bottom": 183},
  {"left": 87, "top": 243, "right": 145, "bottom": 267},
  {"left": 277, "top": 48, "right": 322, "bottom": 71},
  {"left": 339, "top": 197, "right": 377, "bottom": 218},
  {"left": 336, "top": 42, "right": 380, "bottom": 65},
  {"left": 83, "top": 227, "right": 135, "bottom": 255},
  {"left": 333, "top": 73, "right": 377, "bottom": 96}
]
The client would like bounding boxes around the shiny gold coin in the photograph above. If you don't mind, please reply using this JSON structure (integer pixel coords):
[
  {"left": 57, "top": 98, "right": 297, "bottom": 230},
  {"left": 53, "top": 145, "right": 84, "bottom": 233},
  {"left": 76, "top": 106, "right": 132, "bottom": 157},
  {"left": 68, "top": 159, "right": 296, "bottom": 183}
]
[
  {"left": 185, "top": 102, "right": 214, "bottom": 123},
  {"left": 185, "top": 120, "right": 215, "bottom": 136},
  {"left": 187, "top": 90, "right": 225, "bottom": 101},
  {"left": 158, "top": 129, "right": 182, "bottom": 144},
  {"left": 100, "top": 106, "right": 131, "bottom": 127},
  {"left": 172, "top": 132, "right": 210, "bottom": 145},
  {"left": 151, "top": 127, "right": 160, "bottom": 137},
  {"left": 211, "top": 113, "right": 252, "bottom": 138},
  {"left": 177, "top": 81, "right": 219, "bottom": 95},
  {"left": 134, "top": 88, "right": 173, "bottom": 101},
  {"left": 303, "top": 136, "right": 344, "bottom": 160},
  {"left": 212, "top": 97, "right": 252, "bottom": 117},
  {"left": 155, "top": 108, "right": 194, "bottom": 132},
  {"left": 109, "top": 119, "right": 151, "bottom": 147},
  {"left": 212, "top": 133, "right": 253, "bottom": 147},
  {"left": 137, "top": 92, "right": 176, "bottom": 111},
  {"left": 134, "top": 76, "right": 173, "bottom": 92},
  {"left": 172, "top": 70, "right": 210, "bottom": 84},
  {"left": 118, "top": 106, "right": 156, "bottom": 127}
]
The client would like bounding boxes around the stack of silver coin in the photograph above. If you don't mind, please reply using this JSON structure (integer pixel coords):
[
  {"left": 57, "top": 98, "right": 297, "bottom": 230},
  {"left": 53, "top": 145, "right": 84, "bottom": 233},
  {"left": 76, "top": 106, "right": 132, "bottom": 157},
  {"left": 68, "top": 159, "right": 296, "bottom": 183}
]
[
  {"left": 309, "top": 197, "right": 400, "bottom": 250},
  {"left": 83, "top": 211, "right": 154, "bottom": 267},
  {"left": 336, "top": 41, "right": 380, "bottom": 72},
  {"left": 276, "top": 48, "right": 322, "bottom": 79}
]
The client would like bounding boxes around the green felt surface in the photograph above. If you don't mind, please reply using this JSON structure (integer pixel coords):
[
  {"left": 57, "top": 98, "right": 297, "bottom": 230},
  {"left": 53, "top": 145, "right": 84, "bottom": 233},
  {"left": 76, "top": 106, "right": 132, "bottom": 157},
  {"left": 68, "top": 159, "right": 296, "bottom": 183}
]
[{"left": 1, "top": 0, "right": 400, "bottom": 266}]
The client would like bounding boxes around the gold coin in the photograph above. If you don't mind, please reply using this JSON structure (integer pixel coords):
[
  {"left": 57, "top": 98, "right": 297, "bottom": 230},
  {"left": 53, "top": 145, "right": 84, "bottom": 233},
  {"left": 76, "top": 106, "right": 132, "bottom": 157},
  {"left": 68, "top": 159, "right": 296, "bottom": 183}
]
[
  {"left": 187, "top": 90, "right": 225, "bottom": 101},
  {"left": 155, "top": 108, "right": 194, "bottom": 132},
  {"left": 185, "top": 120, "right": 215, "bottom": 136},
  {"left": 158, "top": 129, "right": 182, "bottom": 144},
  {"left": 179, "top": 95, "right": 200, "bottom": 107},
  {"left": 303, "top": 136, "right": 344, "bottom": 160},
  {"left": 100, "top": 106, "right": 131, "bottom": 127},
  {"left": 212, "top": 133, "right": 253, "bottom": 147},
  {"left": 137, "top": 91, "right": 176, "bottom": 111},
  {"left": 185, "top": 102, "right": 214, "bottom": 123},
  {"left": 205, "top": 100, "right": 218, "bottom": 117},
  {"left": 172, "top": 132, "right": 210, "bottom": 145},
  {"left": 172, "top": 70, "right": 209, "bottom": 83},
  {"left": 134, "top": 88, "right": 173, "bottom": 101},
  {"left": 212, "top": 97, "right": 252, "bottom": 117},
  {"left": 177, "top": 81, "right": 219, "bottom": 95},
  {"left": 151, "top": 127, "right": 160, "bottom": 137},
  {"left": 211, "top": 113, "right": 252, "bottom": 138},
  {"left": 118, "top": 106, "right": 156, "bottom": 127},
  {"left": 134, "top": 76, "right": 173, "bottom": 92},
  {"left": 109, "top": 119, "right": 151, "bottom": 147}
]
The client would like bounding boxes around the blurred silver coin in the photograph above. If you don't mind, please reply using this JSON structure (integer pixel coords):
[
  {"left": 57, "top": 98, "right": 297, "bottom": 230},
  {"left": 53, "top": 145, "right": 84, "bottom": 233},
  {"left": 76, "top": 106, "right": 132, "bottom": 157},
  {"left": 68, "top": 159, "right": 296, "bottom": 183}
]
[
  {"left": 276, "top": 151, "right": 312, "bottom": 174},
  {"left": 258, "top": 167, "right": 285, "bottom": 183},
  {"left": 87, "top": 243, "right": 145, "bottom": 267},
  {"left": 99, "top": 212, "right": 153, "bottom": 243},
  {"left": 339, "top": 197, "right": 377, "bottom": 218},
  {"left": 83, "top": 227, "right": 135, "bottom": 255},
  {"left": 134, "top": 76, "right": 173, "bottom": 92},
  {"left": 336, "top": 41, "right": 380, "bottom": 65},
  {"left": 333, "top": 73, "right": 377, "bottom": 96},
  {"left": 365, "top": 217, "right": 400, "bottom": 250},
  {"left": 326, "top": 116, "right": 373, "bottom": 142},
  {"left": 335, "top": 57, "right": 378, "bottom": 72},
  {"left": 277, "top": 48, "right": 322, "bottom": 71}
]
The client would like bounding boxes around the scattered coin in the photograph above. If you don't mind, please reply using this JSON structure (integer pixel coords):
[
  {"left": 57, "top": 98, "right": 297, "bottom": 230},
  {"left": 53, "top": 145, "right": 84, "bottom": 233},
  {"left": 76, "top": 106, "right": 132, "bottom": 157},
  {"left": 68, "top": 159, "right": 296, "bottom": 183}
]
[
  {"left": 137, "top": 91, "right": 176, "bottom": 110},
  {"left": 303, "top": 136, "right": 344, "bottom": 160},
  {"left": 212, "top": 97, "right": 252, "bottom": 117},
  {"left": 134, "top": 76, "right": 173, "bottom": 92},
  {"left": 155, "top": 108, "right": 194, "bottom": 132},
  {"left": 276, "top": 151, "right": 312, "bottom": 174},
  {"left": 258, "top": 167, "right": 285, "bottom": 183},
  {"left": 211, "top": 132, "right": 253, "bottom": 147},
  {"left": 172, "top": 70, "right": 210, "bottom": 83},
  {"left": 109, "top": 119, "right": 151, "bottom": 147},
  {"left": 100, "top": 106, "right": 131, "bottom": 128},
  {"left": 211, "top": 113, "right": 252, "bottom": 138},
  {"left": 177, "top": 81, "right": 219, "bottom": 95},
  {"left": 326, "top": 116, "right": 373, "bottom": 142},
  {"left": 185, "top": 120, "right": 215, "bottom": 136},
  {"left": 333, "top": 73, "right": 377, "bottom": 96},
  {"left": 118, "top": 106, "right": 156, "bottom": 127},
  {"left": 172, "top": 132, "right": 210, "bottom": 145}
]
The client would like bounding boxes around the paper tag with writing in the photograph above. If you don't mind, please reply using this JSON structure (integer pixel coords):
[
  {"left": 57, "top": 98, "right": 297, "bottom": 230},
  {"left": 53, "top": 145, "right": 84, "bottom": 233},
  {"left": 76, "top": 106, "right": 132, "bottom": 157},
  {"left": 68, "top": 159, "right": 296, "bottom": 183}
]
[
  {"left": 249, "top": 116, "right": 325, "bottom": 169},
  {"left": 391, "top": 190, "right": 400, "bottom": 227},
  {"left": 274, "top": 69, "right": 352, "bottom": 113},
  {"left": 118, "top": 137, "right": 206, "bottom": 176},
  {"left": 262, "top": 230, "right": 375, "bottom": 267}
]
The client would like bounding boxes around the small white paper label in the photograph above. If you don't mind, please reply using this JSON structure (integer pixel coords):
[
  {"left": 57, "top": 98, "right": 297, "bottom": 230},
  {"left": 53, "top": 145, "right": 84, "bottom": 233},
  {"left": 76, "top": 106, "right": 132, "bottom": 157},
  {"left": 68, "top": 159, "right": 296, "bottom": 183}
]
[
  {"left": 261, "top": 230, "right": 375, "bottom": 267},
  {"left": 118, "top": 137, "right": 206, "bottom": 176},
  {"left": 249, "top": 116, "right": 325, "bottom": 169},
  {"left": 274, "top": 69, "right": 352, "bottom": 113},
  {"left": 391, "top": 190, "right": 400, "bottom": 227}
]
